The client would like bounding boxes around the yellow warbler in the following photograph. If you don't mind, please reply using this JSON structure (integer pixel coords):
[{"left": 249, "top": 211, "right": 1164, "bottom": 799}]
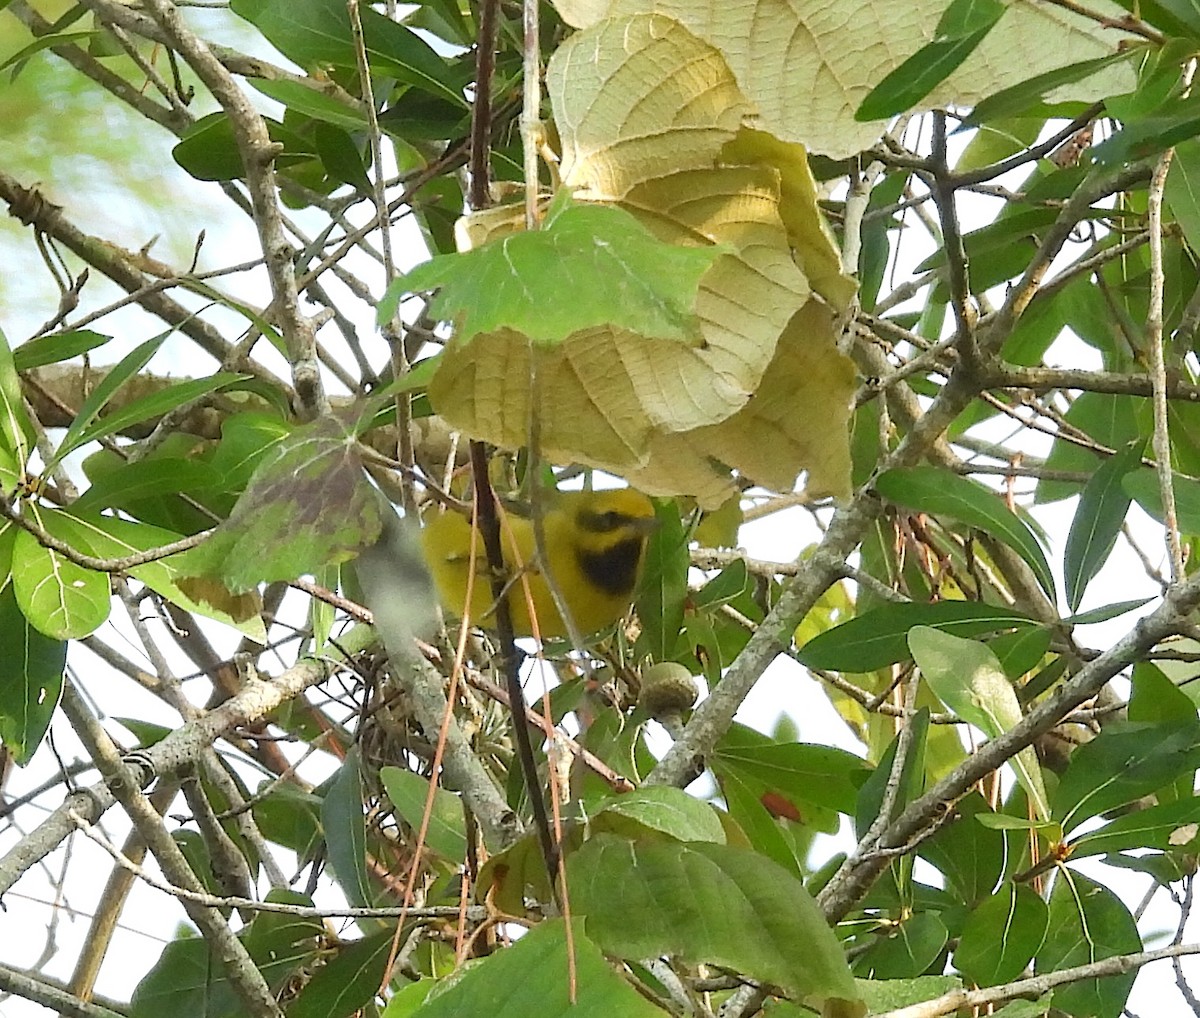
[{"left": 421, "top": 488, "right": 656, "bottom": 639}]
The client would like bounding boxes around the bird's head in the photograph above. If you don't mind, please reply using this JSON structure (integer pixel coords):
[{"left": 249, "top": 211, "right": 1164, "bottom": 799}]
[
  {"left": 560, "top": 488, "right": 657, "bottom": 598},
  {"left": 568, "top": 488, "right": 657, "bottom": 542}
]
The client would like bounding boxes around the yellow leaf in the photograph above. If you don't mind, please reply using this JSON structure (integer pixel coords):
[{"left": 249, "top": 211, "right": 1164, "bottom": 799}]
[
  {"left": 552, "top": 14, "right": 750, "bottom": 196},
  {"left": 567, "top": 0, "right": 1136, "bottom": 158},
  {"left": 690, "top": 301, "right": 855, "bottom": 501},
  {"left": 720, "top": 128, "right": 857, "bottom": 312}
]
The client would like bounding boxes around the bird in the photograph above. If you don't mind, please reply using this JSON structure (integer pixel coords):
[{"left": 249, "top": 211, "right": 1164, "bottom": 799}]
[{"left": 420, "top": 487, "right": 657, "bottom": 639}]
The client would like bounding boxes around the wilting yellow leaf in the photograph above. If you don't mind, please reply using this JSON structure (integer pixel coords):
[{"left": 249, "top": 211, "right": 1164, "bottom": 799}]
[
  {"left": 692, "top": 300, "right": 855, "bottom": 500},
  {"left": 720, "top": 129, "right": 856, "bottom": 312},
  {"left": 618, "top": 302, "right": 855, "bottom": 505}
]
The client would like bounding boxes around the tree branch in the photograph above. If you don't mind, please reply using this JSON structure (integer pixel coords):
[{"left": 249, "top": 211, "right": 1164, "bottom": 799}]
[
  {"left": 0, "top": 627, "right": 373, "bottom": 896},
  {"left": 877, "top": 941, "right": 1200, "bottom": 1018},
  {"left": 818, "top": 574, "right": 1200, "bottom": 922},
  {"left": 59, "top": 680, "right": 284, "bottom": 1018},
  {"left": 128, "top": 0, "right": 325, "bottom": 417}
]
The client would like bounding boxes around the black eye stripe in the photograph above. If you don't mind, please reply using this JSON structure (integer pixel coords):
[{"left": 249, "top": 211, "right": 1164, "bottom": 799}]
[{"left": 579, "top": 509, "right": 637, "bottom": 532}]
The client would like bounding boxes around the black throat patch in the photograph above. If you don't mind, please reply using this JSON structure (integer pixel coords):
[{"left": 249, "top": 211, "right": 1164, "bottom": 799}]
[{"left": 576, "top": 537, "right": 645, "bottom": 597}]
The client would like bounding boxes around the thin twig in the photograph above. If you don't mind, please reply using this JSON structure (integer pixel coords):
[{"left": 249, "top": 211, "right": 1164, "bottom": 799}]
[{"left": 1146, "top": 76, "right": 1191, "bottom": 581}]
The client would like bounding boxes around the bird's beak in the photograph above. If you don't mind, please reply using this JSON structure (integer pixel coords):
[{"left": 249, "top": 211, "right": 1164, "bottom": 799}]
[{"left": 633, "top": 515, "right": 661, "bottom": 536}]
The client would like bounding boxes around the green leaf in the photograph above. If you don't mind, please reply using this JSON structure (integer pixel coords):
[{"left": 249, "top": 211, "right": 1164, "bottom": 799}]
[
  {"left": 11, "top": 509, "right": 111, "bottom": 640},
  {"left": 713, "top": 722, "right": 869, "bottom": 817},
  {"left": 955, "top": 883, "right": 1048, "bottom": 986},
  {"left": 247, "top": 78, "right": 368, "bottom": 133},
  {"left": 0, "top": 584, "right": 65, "bottom": 765},
  {"left": 380, "top": 979, "right": 435, "bottom": 1017},
  {"left": 1102, "top": 849, "right": 1191, "bottom": 884},
  {"left": 857, "top": 32, "right": 992, "bottom": 121},
  {"left": 1051, "top": 719, "right": 1200, "bottom": 833},
  {"left": 377, "top": 90, "right": 471, "bottom": 142},
  {"left": 11, "top": 329, "right": 110, "bottom": 371},
  {"left": 589, "top": 785, "right": 726, "bottom": 844},
  {"left": 962, "top": 52, "right": 1131, "bottom": 127},
  {"left": 1035, "top": 870, "right": 1140, "bottom": 1018},
  {"left": 0, "top": 519, "right": 14, "bottom": 581},
  {"left": 1060, "top": 597, "right": 1155, "bottom": 625},
  {"left": 171, "top": 830, "right": 224, "bottom": 900},
  {"left": 313, "top": 122, "right": 370, "bottom": 192},
  {"left": 0, "top": 30, "right": 98, "bottom": 73},
  {"left": 47, "top": 333, "right": 166, "bottom": 469},
  {"left": 797, "top": 600, "right": 1035, "bottom": 673},
  {"left": 856, "top": 911, "right": 948, "bottom": 979},
  {"left": 252, "top": 783, "right": 324, "bottom": 860},
  {"left": 856, "top": 0, "right": 1006, "bottom": 121},
  {"left": 1130, "top": 660, "right": 1197, "bottom": 724},
  {"left": 1167, "top": 136, "right": 1200, "bottom": 255},
  {"left": 474, "top": 831, "right": 554, "bottom": 916},
  {"left": 690, "top": 559, "right": 751, "bottom": 610},
  {"left": 714, "top": 763, "right": 806, "bottom": 877},
  {"left": 1151, "top": 0, "right": 1200, "bottom": 36},
  {"left": 242, "top": 892, "right": 325, "bottom": 985},
  {"left": 986, "top": 995, "right": 1054, "bottom": 1018},
  {"left": 58, "top": 373, "right": 248, "bottom": 465},
  {"left": 936, "top": 0, "right": 1008, "bottom": 36},
  {"left": 379, "top": 766, "right": 467, "bottom": 862},
  {"left": 409, "top": 918, "right": 662, "bottom": 1017},
  {"left": 634, "top": 499, "right": 688, "bottom": 661},
  {"left": 1124, "top": 467, "right": 1200, "bottom": 534},
  {"left": 856, "top": 710, "right": 929, "bottom": 839},
  {"left": 1037, "top": 392, "right": 1142, "bottom": 504},
  {"left": 853, "top": 976, "right": 963, "bottom": 1014},
  {"left": 391, "top": 197, "right": 725, "bottom": 348},
  {"left": 1129, "top": 661, "right": 1197, "bottom": 803},
  {"left": 916, "top": 205, "right": 1073, "bottom": 282},
  {"left": 974, "top": 813, "right": 1058, "bottom": 832},
  {"left": 917, "top": 793, "right": 1005, "bottom": 905},
  {"left": 230, "top": 0, "right": 468, "bottom": 106},
  {"left": 405, "top": 0, "right": 473, "bottom": 46},
  {"left": 569, "top": 834, "right": 860, "bottom": 1010},
  {"left": 173, "top": 111, "right": 316, "bottom": 182},
  {"left": 131, "top": 932, "right": 240, "bottom": 1018},
  {"left": 46, "top": 512, "right": 266, "bottom": 641},
  {"left": 956, "top": 117, "right": 1046, "bottom": 173},
  {"left": 74, "top": 454, "right": 224, "bottom": 524},
  {"left": 209, "top": 412, "right": 291, "bottom": 491},
  {"left": 0, "top": 327, "right": 32, "bottom": 468},
  {"left": 131, "top": 893, "right": 323, "bottom": 1018},
  {"left": 321, "top": 748, "right": 372, "bottom": 908},
  {"left": 0, "top": 445, "right": 18, "bottom": 499},
  {"left": 113, "top": 717, "right": 172, "bottom": 747},
  {"left": 987, "top": 626, "right": 1051, "bottom": 680},
  {"left": 288, "top": 929, "right": 394, "bottom": 1018},
  {"left": 909, "top": 627, "right": 1049, "bottom": 821},
  {"left": 876, "top": 467, "right": 1055, "bottom": 597},
  {"left": 180, "top": 413, "right": 384, "bottom": 594},
  {"left": 1069, "top": 796, "right": 1200, "bottom": 858},
  {"left": 1092, "top": 93, "right": 1200, "bottom": 166},
  {"left": 1064, "top": 439, "right": 1145, "bottom": 611}
]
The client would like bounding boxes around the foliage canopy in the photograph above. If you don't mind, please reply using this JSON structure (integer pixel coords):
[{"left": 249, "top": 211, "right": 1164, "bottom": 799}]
[{"left": 4, "top": 0, "right": 1200, "bottom": 1016}]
